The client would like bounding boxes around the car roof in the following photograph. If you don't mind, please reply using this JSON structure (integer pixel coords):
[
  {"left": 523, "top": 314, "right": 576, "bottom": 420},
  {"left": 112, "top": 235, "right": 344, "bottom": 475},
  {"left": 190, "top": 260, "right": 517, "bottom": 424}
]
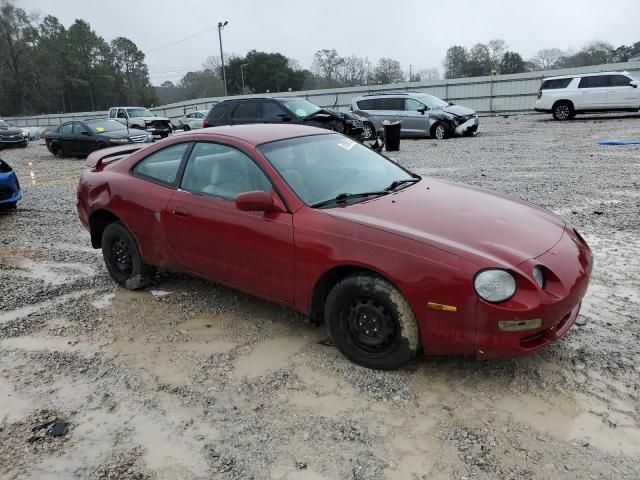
[
  {"left": 186, "top": 123, "right": 333, "bottom": 145},
  {"left": 542, "top": 71, "right": 631, "bottom": 80}
]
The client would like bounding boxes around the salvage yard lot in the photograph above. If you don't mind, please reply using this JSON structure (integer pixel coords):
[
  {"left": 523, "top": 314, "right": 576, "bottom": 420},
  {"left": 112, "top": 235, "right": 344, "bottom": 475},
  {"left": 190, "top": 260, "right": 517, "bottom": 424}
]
[{"left": 1, "top": 114, "right": 639, "bottom": 479}]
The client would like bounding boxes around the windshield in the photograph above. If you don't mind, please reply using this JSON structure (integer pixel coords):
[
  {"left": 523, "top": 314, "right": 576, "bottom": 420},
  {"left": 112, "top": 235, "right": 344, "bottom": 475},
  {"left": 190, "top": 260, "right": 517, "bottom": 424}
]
[
  {"left": 0, "top": 119, "right": 10, "bottom": 128},
  {"left": 417, "top": 94, "right": 449, "bottom": 110},
  {"left": 259, "top": 134, "right": 416, "bottom": 207},
  {"left": 278, "top": 99, "right": 322, "bottom": 118},
  {"left": 126, "top": 108, "right": 155, "bottom": 117},
  {"left": 86, "top": 119, "right": 127, "bottom": 133}
]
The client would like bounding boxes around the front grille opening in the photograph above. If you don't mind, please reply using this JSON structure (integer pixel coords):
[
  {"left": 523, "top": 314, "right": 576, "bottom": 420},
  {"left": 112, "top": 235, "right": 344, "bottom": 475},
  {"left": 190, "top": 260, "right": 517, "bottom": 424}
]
[{"left": 519, "top": 331, "right": 546, "bottom": 349}]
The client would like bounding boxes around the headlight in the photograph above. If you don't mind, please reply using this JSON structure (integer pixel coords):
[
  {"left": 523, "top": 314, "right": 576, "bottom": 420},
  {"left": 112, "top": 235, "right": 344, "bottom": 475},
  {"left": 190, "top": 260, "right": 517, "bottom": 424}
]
[
  {"left": 110, "top": 138, "right": 130, "bottom": 145},
  {"left": 532, "top": 266, "right": 545, "bottom": 289},
  {"left": 474, "top": 269, "right": 516, "bottom": 303}
]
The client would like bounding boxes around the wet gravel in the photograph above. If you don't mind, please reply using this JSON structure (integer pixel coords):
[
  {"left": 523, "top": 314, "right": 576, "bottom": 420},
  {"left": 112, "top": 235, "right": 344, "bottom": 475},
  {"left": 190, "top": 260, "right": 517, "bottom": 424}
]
[{"left": 1, "top": 113, "right": 640, "bottom": 479}]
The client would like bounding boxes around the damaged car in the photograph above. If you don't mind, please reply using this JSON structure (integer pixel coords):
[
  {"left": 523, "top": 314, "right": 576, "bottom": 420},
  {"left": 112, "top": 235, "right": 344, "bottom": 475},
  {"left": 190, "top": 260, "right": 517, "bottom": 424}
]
[
  {"left": 351, "top": 92, "right": 479, "bottom": 139},
  {"left": 108, "top": 107, "right": 173, "bottom": 138},
  {"left": 203, "top": 97, "right": 369, "bottom": 140},
  {"left": 77, "top": 124, "right": 592, "bottom": 370},
  {"left": 0, "top": 159, "right": 22, "bottom": 209}
]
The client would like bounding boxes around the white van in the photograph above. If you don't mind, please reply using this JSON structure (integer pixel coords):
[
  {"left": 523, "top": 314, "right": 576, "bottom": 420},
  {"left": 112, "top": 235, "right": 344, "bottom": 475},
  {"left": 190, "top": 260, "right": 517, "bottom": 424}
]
[{"left": 534, "top": 71, "right": 640, "bottom": 120}]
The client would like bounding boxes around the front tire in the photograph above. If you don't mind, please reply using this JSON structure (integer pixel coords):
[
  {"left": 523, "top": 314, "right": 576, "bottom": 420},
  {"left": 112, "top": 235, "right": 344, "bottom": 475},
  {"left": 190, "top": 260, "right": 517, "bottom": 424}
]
[
  {"left": 101, "top": 222, "right": 155, "bottom": 290},
  {"left": 325, "top": 273, "right": 420, "bottom": 370},
  {"left": 50, "top": 143, "right": 61, "bottom": 156},
  {"left": 552, "top": 101, "right": 573, "bottom": 121},
  {"left": 431, "top": 122, "right": 447, "bottom": 140},
  {"left": 182, "top": 124, "right": 191, "bottom": 132}
]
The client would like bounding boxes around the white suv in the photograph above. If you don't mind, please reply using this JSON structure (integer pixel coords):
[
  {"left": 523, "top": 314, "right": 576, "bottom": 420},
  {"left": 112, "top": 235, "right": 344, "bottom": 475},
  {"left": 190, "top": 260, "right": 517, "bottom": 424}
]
[{"left": 534, "top": 71, "right": 640, "bottom": 120}]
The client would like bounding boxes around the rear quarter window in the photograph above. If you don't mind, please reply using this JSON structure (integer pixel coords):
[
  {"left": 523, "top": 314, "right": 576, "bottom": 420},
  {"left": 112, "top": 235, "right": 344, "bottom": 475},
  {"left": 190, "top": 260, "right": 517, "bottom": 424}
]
[
  {"left": 540, "top": 78, "right": 573, "bottom": 90},
  {"left": 208, "top": 103, "right": 229, "bottom": 120},
  {"left": 356, "top": 99, "right": 376, "bottom": 110}
]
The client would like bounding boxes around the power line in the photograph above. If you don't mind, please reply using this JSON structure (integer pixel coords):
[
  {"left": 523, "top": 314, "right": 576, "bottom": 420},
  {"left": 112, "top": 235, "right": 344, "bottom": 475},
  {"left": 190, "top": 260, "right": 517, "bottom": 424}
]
[{"left": 145, "top": 26, "right": 218, "bottom": 54}]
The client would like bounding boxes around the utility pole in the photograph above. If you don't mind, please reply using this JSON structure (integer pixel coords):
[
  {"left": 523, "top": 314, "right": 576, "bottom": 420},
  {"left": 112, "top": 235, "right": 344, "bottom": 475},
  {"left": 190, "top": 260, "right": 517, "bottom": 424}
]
[
  {"left": 218, "top": 21, "right": 229, "bottom": 96},
  {"left": 409, "top": 64, "right": 412, "bottom": 82},
  {"left": 240, "top": 63, "right": 247, "bottom": 93}
]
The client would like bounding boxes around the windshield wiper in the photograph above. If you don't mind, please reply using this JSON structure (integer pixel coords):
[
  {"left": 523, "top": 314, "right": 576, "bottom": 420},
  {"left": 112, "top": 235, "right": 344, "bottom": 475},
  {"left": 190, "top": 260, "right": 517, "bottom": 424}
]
[
  {"left": 311, "top": 191, "right": 390, "bottom": 208},
  {"left": 385, "top": 178, "right": 420, "bottom": 191}
]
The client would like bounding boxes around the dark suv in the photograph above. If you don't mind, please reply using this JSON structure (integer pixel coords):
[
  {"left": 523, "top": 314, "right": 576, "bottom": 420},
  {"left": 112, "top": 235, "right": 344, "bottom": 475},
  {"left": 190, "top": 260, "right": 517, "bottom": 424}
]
[{"left": 203, "top": 97, "right": 368, "bottom": 139}]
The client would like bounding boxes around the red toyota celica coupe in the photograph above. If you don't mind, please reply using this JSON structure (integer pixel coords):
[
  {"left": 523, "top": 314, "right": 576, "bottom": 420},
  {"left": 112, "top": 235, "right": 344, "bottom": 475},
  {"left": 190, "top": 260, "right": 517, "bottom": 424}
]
[{"left": 76, "top": 124, "right": 592, "bottom": 369}]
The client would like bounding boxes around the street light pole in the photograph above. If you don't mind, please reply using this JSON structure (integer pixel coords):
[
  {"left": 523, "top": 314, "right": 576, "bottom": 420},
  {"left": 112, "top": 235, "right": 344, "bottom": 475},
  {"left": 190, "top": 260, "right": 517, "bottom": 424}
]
[{"left": 218, "top": 20, "right": 228, "bottom": 96}]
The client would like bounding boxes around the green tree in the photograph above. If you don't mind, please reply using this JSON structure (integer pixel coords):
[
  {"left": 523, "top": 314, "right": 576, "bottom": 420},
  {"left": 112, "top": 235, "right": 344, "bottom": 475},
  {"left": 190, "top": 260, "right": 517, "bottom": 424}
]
[
  {"left": 444, "top": 46, "right": 468, "bottom": 79},
  {"left": 242, "top": 50, "right": 304, "bottom": 93},
  {"left": 499, "top": 51, "right": 527, "bottom": 74}
]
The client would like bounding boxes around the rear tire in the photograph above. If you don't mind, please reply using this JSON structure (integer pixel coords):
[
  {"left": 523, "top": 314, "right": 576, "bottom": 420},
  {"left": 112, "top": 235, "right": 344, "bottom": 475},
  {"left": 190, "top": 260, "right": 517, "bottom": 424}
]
[
  {"left": 50, "top": 143, "right": 61, "bottom": 156},
  {"left": 552, "top": 101, "right": 573, "bottom": 121},
  {"left": 101, "top": 222, "right": 155, "bottom": 290},
  {"left": 325, "top": 273, "right": 420, "bottom": 370}
]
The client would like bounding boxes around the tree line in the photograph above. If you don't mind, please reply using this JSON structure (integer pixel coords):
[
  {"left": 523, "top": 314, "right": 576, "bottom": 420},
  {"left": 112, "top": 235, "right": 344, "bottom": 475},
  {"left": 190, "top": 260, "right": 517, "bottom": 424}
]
[
  {"left": 0, "top": 0, "right": 156, "bottom": 116},
  {"left": 3, "top": 0, "right": 640, "bottom": 116},
  {"left": 444, "top": 39, "right": 640, "bottom": 79}
]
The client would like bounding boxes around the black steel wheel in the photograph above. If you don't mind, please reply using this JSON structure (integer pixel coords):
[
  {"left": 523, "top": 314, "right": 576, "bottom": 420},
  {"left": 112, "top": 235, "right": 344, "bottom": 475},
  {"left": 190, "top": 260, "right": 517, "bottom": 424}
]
[
  {"left": 101, "top": 221, "right": 155, "bottom": 289},
  {"left": 325, "top": 273, "right": 420, "bottom": 370},
  {"left": 182, "top": 124, "right": 191, "bottom": 131},
  {"left": 552, "top": 101, "right": 573, "bottom": 121}
]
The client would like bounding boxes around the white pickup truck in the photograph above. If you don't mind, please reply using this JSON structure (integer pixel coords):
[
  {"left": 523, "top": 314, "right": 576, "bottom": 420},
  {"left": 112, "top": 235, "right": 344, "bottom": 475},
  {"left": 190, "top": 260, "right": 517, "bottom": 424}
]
[{"left": 108, "top": 107, "right": 173, "bottom": 138}]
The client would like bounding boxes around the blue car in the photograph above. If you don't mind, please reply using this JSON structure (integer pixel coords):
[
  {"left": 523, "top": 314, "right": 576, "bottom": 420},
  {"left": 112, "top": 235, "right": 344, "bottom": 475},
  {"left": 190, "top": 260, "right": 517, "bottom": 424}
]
[{"left": 0, "top": 159, "right": 21, "bottom": 209}]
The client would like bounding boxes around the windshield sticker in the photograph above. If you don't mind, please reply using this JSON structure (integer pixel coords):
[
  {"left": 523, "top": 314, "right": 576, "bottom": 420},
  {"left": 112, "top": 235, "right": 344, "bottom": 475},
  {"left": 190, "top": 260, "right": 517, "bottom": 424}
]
[
  {"left": 337, "top": 138, "right": 356, "bottom": 151},
  {"left": 95, "top": 127, "right": 105, "bottom": 133}
]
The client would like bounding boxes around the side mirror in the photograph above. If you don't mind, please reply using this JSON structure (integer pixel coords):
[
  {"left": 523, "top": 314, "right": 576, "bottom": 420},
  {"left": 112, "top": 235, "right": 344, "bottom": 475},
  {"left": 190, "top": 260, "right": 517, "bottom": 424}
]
[
  {"left": 236, "top": 190, "right": 281, "bottom": 212},
  {"left": 417, "top": 106, "right": 427, "bottom": 115},
  {"left": 630, "top": 80, "right": 638, "bottom": 88},
  {"left": 276, "top": 113, "right": 292, "bottom": 122}
]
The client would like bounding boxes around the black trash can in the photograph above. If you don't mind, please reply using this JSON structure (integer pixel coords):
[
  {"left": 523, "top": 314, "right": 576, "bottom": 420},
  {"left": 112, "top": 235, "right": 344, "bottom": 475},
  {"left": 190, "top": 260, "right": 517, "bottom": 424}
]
[{"left": 382, "top": 120, "right": 401, "bottom": 151}]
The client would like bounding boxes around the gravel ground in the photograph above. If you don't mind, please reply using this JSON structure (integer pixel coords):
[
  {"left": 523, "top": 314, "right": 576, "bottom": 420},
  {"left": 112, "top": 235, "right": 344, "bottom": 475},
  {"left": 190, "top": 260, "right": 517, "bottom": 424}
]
[{"left": 1, "top": 113, "right": 639, "bottom": 479}]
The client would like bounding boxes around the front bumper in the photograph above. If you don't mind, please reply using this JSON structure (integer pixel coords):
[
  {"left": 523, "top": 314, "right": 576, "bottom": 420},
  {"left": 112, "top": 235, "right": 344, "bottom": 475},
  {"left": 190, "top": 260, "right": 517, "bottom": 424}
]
[
  {"left": 475, "top": 226, "right": 593, "bottom": 359},
  {"left": 0, "top": 172, "right": 22, "bottom": 206},
  {"left": 0, "top": 136, "right": 28, "bottom": 146},
  {"left": 454, "top": 117, "right": 479, "bottom": 136}
]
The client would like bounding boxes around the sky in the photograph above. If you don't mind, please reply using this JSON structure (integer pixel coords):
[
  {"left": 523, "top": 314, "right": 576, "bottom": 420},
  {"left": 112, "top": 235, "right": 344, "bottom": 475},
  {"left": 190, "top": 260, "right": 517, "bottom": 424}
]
[{"left": 15, "top": 0, "right": 640, "bottom": 85}]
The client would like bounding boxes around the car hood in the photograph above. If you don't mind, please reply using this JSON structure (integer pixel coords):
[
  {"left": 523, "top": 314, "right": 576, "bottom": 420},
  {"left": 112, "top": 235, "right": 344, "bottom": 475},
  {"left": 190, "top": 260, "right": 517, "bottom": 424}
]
[
  {"left": 0, "top": 126, "right": 24, "bottom": 136},
  {"left": 323, "top": 178, "right": 565, "bottom": 268},
  {"left": 440, "top": 104, "right": 476, "bottom": 117},
  {"left": 102, "top": 128, "right": 147, "bottom": 138}
]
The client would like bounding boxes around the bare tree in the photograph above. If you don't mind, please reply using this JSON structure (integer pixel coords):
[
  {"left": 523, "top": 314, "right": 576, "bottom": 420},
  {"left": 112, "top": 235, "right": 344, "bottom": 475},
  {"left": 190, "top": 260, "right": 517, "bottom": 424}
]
[
  {"left": 488, "top": 39, "right": 508, "bottom": 68},
  {"left": 418, "top": 67, "right": 441, "bottom": 81},
  {"left": 530, "top": 48, "right": 564, "bottom": 70},
  {"left": 336, "top": 55, "right": 371, "bottom": 87}
]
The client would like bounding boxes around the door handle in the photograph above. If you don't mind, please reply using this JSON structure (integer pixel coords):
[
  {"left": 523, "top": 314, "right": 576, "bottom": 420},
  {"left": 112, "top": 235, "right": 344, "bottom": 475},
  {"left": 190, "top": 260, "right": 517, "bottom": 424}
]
[{"left": 172, "top": 206, "right": 189, "bottom": 217}]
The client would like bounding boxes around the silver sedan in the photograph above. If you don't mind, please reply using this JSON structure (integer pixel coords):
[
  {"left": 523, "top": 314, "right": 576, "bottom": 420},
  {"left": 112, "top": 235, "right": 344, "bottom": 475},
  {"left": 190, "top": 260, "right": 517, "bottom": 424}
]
[{"left": 178, "top": 110, "right": 209, "bottom": 131}]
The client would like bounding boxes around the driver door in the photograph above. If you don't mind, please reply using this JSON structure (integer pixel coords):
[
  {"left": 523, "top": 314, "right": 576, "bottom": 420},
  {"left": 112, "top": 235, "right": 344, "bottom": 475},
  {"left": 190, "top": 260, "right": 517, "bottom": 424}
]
[
  {"left": 398, "top": 98, "right": 428, "bottom": 136},
  {"left": 164, "top": 142, "right": 295, "bottom": 303}
]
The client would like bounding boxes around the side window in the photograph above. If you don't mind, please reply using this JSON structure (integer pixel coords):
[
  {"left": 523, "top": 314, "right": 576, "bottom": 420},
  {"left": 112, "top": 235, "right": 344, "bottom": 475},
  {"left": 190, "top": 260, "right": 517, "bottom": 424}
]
[
  {"left": 117, "top": 108, "right": 127, "bottom": 119},
  {"left": 261, "top": 101, "right": 288, "bottom": 119},
  {"left": 133, "top": 143, "right": 190, "bottom": 186},
  {"left": 195, "top": 112, "right": 205, "bottom": 118},
  {"left": 231, "top": 102, "right": 260, "bottom": 119},
  {"left": 376, "top": 97, "right": 404, "bottom": 110},
  {"left": 186, "top": 113, "right": 194, "bottom": 119},
  {"left": 356, "top": 99, "right": 375, "bottom": 110},
  {"left": 405, "top": 99, "right": 424, "bottom": 111},
  {"left": 109, "top": 109, "right": 116, "bottom": 119},
  {"left": 60, "top": 123, "right": 73, "bottom": 134},
  {"left": 181, "top": 142, "right": 271, "bottom": 200},
  {"left": 74, "top": 122, "right": 90, "bottom": 135},
  {"left": 541, "top": 78, "right": 573, "bottom": 90},
  {"left": 609, "top": 75, "right": 632, "bottom": 87},
  {"left": 579, "top": 76, "right": 609, "bottom": 88}
]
